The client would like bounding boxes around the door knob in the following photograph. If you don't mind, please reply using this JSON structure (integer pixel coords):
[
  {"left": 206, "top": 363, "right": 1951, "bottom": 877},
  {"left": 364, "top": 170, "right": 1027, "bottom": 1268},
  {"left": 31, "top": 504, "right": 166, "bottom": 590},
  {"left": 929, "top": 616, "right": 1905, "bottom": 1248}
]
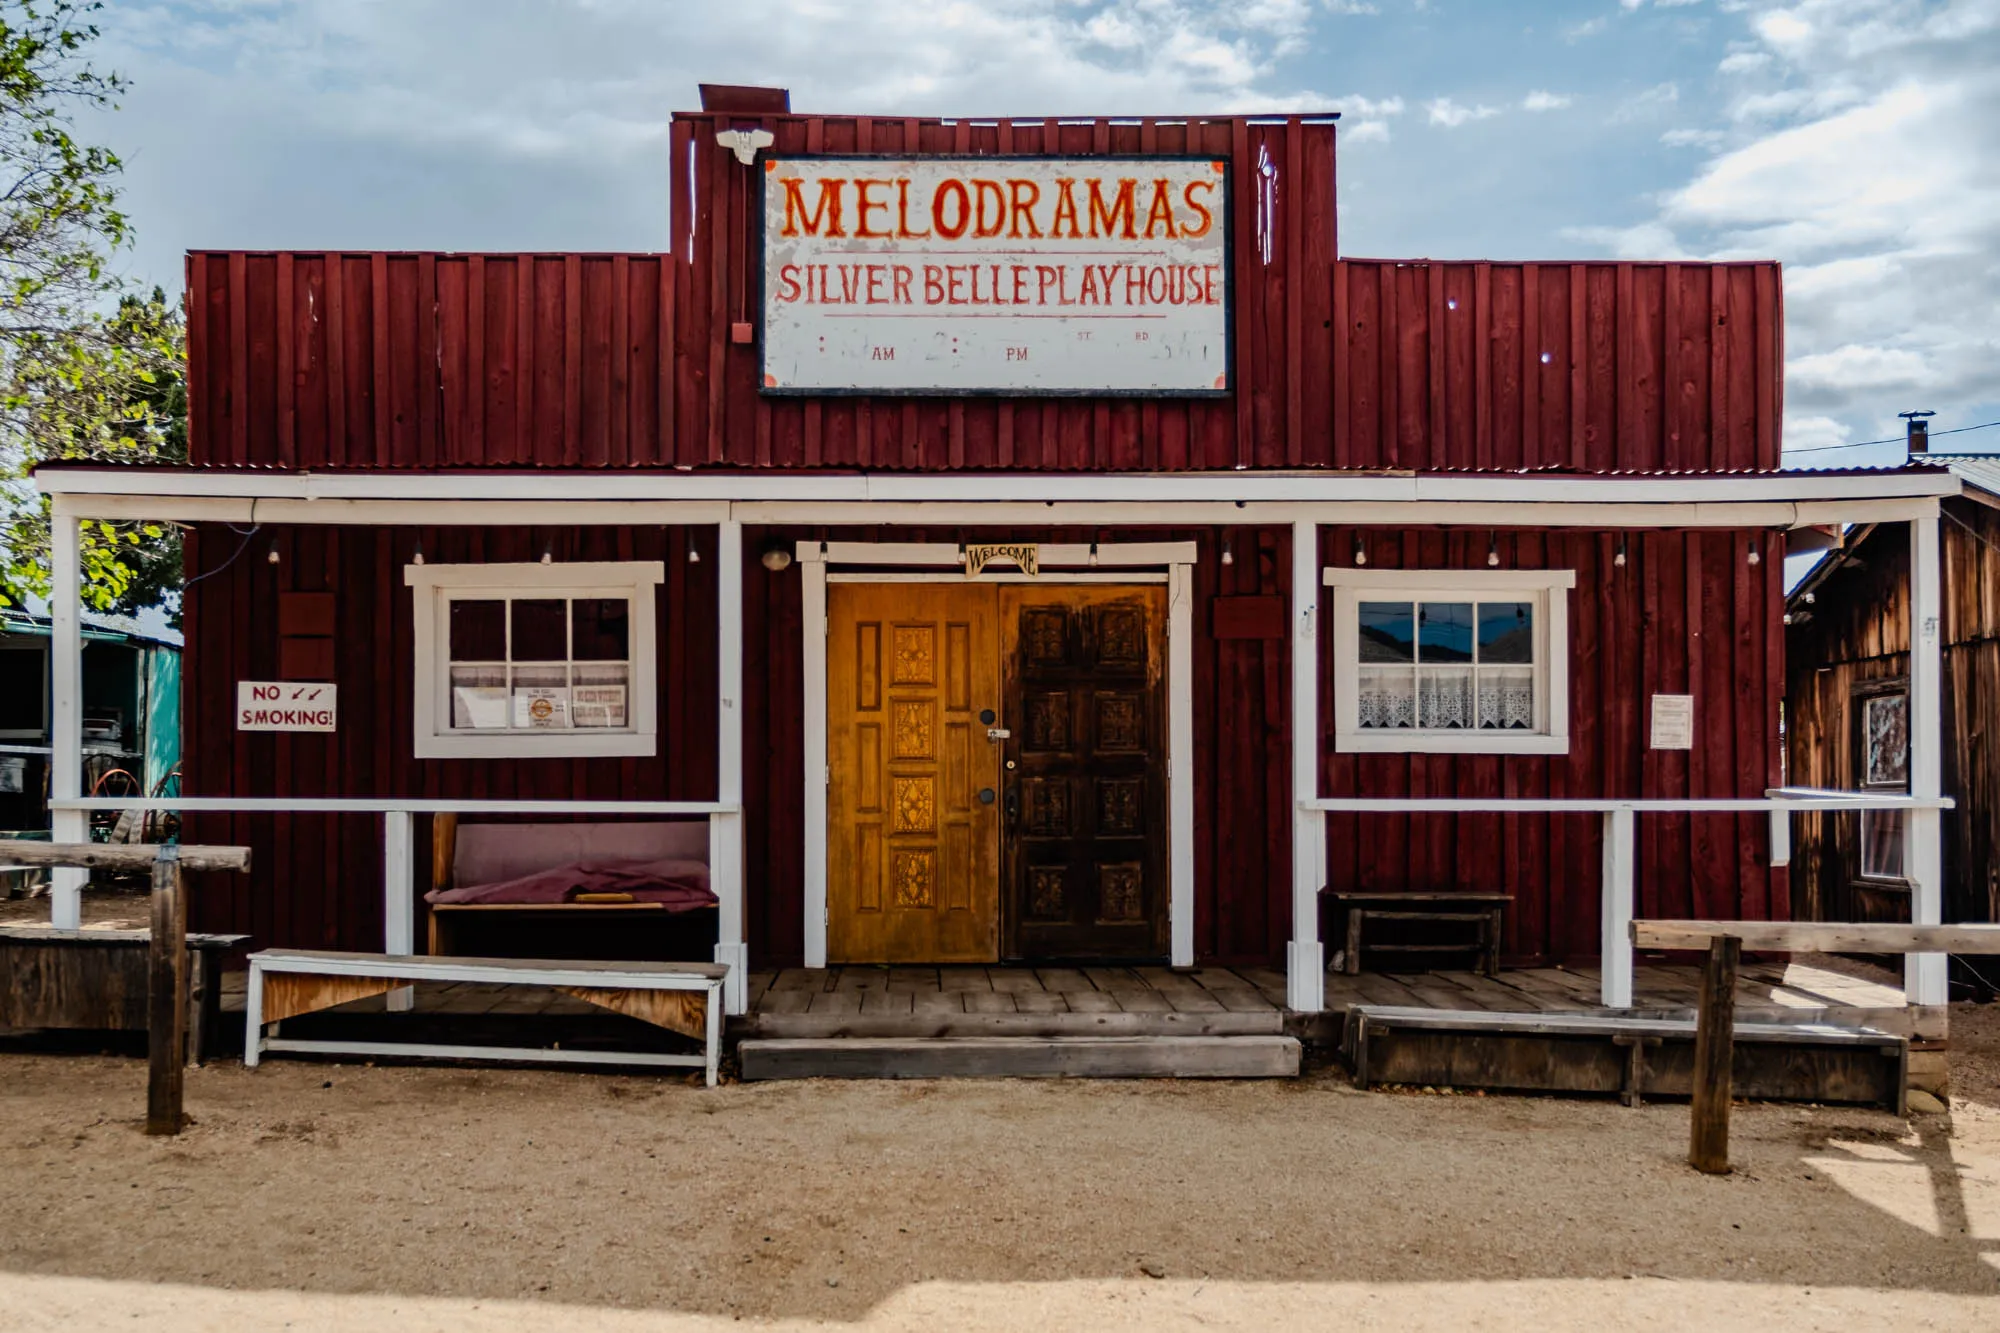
[{"left": 977, "top": 787, "right": 996, "bottom": 805}]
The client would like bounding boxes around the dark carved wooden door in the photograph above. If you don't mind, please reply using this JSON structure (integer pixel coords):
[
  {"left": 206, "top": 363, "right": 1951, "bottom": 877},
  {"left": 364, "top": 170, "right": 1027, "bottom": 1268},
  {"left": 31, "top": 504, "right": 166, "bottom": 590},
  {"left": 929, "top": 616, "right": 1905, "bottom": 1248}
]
[{"left": 1000, "top": 585, "right": 1168, "bottom": 961}]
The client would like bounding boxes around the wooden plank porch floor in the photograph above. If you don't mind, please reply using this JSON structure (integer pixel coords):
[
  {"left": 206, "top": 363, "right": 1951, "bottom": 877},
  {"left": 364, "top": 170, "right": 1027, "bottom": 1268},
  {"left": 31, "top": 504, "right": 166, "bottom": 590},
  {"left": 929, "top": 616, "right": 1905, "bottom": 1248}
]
[{"left": 218, "top": 958, "right": 1906, "bottom": 1021}]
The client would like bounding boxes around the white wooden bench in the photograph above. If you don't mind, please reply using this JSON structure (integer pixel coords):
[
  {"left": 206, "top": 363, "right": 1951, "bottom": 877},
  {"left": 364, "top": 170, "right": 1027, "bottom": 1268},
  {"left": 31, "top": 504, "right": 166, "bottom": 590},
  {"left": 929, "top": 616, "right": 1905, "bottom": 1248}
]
[{"left": 244, "top": 949, "right": 726, "bottom": 1085}]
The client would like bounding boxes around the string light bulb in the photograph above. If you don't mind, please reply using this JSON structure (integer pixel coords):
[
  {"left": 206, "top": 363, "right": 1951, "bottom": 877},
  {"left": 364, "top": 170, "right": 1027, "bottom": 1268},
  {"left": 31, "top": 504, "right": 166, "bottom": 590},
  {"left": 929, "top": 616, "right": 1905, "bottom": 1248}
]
[
  {"left": 1747, "top": 539, "right": 1762, "bottom": 566},
  {"left": 1353, "top": 535, "right": 1368, "bottom": 567},
  {"left": 1614, "top": 535, "right": 1627, "bottom": 569},
  {"left": 1486, "top": 534, "right": 1500, "bottom": 567},
  {"left": 1220, "top": 538, "right": 1234, "bottom": 567}
]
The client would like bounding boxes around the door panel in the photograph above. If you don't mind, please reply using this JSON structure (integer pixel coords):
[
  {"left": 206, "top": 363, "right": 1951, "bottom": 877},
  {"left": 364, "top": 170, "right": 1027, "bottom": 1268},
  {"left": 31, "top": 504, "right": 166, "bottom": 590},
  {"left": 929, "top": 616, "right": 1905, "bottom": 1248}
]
[
  {"left": 1002, "top": 585, "right": 1169, "bottom": 960},
  {"left": 828, "top": 583, "right": 1000, "bottom": 963}
]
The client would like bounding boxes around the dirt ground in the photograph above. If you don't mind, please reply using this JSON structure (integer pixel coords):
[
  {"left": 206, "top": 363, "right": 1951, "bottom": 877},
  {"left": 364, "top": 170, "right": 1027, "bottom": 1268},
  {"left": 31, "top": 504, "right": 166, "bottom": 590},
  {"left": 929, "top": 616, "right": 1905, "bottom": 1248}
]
[{"left": 2, "top": 1008, "right": 1999, "bottom": 1329}]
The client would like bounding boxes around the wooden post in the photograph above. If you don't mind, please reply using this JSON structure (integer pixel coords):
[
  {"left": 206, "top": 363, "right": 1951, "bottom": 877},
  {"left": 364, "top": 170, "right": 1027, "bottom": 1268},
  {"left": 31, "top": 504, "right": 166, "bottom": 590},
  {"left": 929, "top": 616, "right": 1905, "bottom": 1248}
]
[
  {"left": 145, "top": 844, "right": 187, "bottom": 1136},
  {"left": 1688, "top": 933, "right": 1740, "bottom": 1174}
]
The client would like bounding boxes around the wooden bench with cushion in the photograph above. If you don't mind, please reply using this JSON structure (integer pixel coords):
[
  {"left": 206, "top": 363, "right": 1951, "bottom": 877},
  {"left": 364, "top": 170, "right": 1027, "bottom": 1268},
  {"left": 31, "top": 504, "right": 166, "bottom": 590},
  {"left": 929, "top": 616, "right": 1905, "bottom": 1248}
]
[
  {"left": 1324, "top": 890, "right": 1512, "bottom": 976},
  {"left": 426, "top": 816, "right": 715, "bottom": 956},
  {"left": 243, "top": 949, "right": 726, "bottom": 1085}
]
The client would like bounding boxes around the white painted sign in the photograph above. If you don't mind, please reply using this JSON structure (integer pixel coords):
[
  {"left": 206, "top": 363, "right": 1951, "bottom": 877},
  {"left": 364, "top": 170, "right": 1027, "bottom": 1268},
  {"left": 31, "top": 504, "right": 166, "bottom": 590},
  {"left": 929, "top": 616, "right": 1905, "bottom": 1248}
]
[
  {"left": 237, "top": 681, "right": 337, "bottom": 732},
  {"left": 1650, "top": 693, "right": 1693, "bottom": 750},
  {"left": 761, "top": 155, "right": 1230, "bottom": 395},
  {"left": 513, "top": 686, "right": 570, "bottom": 730}
]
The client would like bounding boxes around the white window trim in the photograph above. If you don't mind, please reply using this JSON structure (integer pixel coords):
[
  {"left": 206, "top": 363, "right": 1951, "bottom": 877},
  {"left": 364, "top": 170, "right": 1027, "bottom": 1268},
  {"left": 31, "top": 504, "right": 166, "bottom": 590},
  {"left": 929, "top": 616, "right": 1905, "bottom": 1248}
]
[
  {"left": 1322, "top": 568, "right": 1575, "bottom": 755},
  {"left": 405, "top": 561, "right": 664, "bottom": 760}
]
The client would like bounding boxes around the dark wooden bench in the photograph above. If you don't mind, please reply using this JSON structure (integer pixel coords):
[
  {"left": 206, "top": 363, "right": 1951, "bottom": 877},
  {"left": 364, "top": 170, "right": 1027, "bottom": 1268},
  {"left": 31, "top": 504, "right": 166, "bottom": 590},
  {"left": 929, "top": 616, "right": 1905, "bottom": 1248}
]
[
  {"left": 0, "top": 925, "right": 249, "bottom": 1064},
  {"left": 1324, "top": 891, "right": 1511, "bottom": 976}
]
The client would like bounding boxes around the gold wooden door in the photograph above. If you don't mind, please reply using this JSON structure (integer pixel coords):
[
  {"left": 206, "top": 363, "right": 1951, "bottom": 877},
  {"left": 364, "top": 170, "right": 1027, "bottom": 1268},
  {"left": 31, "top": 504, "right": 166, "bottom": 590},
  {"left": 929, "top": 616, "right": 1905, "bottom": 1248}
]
[{"left": 828, "top": 583, "right": 1002, "bottom": 963}]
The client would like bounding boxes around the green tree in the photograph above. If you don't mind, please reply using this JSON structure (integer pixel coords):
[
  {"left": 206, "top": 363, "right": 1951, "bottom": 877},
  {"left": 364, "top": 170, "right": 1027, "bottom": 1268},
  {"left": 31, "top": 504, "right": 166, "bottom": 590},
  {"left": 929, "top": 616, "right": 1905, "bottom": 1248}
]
[{"left": 0, "top": 1, "right": 182, "bottom": 618}]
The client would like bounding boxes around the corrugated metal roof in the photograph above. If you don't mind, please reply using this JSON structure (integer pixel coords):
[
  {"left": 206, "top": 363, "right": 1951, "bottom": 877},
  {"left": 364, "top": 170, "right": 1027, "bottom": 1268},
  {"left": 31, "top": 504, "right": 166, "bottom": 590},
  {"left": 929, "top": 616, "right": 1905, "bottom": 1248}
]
[{"left": 1934, "top": 454, "right": 2000, "bottom": 497}]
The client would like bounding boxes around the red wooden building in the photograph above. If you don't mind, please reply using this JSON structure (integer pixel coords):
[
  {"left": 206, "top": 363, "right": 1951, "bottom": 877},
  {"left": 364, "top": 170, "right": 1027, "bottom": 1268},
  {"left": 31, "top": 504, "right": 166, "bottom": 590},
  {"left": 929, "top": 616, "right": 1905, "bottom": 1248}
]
[{"left": 33, "top": 88, "right": 1957, "bottom": 1019}]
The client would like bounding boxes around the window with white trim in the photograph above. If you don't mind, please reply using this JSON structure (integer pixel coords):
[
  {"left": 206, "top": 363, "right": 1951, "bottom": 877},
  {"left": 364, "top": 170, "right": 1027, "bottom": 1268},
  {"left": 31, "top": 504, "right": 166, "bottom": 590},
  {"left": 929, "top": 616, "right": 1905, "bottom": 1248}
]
[
  {"left": 406, "top": 562, "right": 663, "bottom": 759},
  {"left": 1857, "top": 686, "right": 1908, "bottom": 883},
  {"left": 1324, "top": 569, "right": 1574, "bottom": 755}
]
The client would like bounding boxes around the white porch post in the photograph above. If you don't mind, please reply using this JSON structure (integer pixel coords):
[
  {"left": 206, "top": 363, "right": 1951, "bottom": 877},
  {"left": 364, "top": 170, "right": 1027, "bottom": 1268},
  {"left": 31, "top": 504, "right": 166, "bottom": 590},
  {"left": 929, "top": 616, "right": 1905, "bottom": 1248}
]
[
  {"left": 713, "top": 518, "right": 749, "bottom": 1013},
  {"left": 48, "top": 503, "right": 85, "bottom": 929},
  {"left": 800, "top": 545, "right": 828, "bottom": 969},
  {"left": 1168, "top": 560, "right": 1195, "bottom": 967},
  {"left": 1907, "top": 514, "right": 1947, "bottom": 1006},
  {"left": 1600, "top": 807, "right": 1635, "bottom": 1007},
  {"left": 1287, "top": 520, "right": 1324, "bottom": 1012},
  {"left": 383, "top": 809, "right": 414, "bottom": 1010}
]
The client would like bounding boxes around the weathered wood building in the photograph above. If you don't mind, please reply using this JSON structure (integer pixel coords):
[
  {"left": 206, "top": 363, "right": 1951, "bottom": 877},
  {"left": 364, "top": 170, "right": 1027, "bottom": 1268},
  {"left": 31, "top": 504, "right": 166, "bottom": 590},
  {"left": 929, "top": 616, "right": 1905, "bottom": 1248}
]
[
  {"left": 1788, "top": 451, "right": 2000, "bottom": 943},
  {"left": 30, "top": 86, "right": 1958, "bottom": 1021}
]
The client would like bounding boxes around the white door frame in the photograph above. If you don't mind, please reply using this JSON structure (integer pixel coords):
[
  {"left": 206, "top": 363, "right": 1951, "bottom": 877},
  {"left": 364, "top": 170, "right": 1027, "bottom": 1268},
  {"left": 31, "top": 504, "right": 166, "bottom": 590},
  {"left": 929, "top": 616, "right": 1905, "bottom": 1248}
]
[{"left": 800, "top": 540, "right": 1198, "bottom": 969}]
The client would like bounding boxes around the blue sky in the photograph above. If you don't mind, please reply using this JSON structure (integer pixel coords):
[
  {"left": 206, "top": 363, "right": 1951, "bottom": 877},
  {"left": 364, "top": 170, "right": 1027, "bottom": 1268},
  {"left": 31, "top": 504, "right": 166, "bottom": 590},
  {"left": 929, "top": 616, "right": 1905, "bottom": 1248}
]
[{"left": 79, "top": 0, "right": 2000, "bottom": 466}]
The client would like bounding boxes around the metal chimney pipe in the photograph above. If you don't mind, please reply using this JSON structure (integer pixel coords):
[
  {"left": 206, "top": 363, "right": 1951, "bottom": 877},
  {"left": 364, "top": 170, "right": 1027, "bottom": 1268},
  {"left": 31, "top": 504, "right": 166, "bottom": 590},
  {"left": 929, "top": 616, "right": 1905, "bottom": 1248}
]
[{"left": 1901, "top": 409, "right": 1935, "bottom": 455}]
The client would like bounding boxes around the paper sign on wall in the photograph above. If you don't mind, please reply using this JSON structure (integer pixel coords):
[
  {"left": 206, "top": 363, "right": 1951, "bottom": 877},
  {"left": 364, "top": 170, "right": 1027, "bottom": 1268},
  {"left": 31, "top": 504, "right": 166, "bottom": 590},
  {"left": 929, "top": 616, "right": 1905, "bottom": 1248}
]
[
  {"left": 513, "top": 687, "right": 569, "bottom": 729},
  {"left": 237, "top": 681, "right": 337, "bottom": 732},
  {"left": 1650, "top": 694, "right": 1693, "bottom": 750}
]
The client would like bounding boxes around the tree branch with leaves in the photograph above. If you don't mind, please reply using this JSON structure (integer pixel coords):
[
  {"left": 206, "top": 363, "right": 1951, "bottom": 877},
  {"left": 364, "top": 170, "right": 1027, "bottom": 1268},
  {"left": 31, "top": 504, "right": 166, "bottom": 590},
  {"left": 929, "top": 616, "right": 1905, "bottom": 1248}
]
[{"left": 0, "top": 1, "right": 183, "bottom": 620}]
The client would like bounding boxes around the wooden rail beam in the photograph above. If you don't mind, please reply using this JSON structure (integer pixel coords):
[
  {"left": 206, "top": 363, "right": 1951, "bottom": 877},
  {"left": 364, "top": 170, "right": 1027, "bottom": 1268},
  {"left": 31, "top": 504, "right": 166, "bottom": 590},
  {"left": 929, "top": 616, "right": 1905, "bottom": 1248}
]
[
  {"left": 1633, "top": 920, "right": 2000, "bottom": 953},
  {"left": 0, "top": 840, "right": 252, "bottom": 874}
]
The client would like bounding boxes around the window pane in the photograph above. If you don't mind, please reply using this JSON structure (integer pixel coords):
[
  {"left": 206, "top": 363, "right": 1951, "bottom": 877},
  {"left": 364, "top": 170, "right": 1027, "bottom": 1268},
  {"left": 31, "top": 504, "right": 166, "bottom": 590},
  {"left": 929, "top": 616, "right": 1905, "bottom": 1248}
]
[
  {"left": 1417, "top": 603, "right": 1473, "bottom": 663},
  {"left": 1418, "top": 666, "right": 1474, "bottom": 728},
  {"left": 511, "top": 599, "right": 567, "bottom": 662},
  {"left": 1356, "top": 667, "right": 1416, "bottom": 729},
  {"left": 449, "top": 600, "right": 505, "bottom": 662},
  {"left": 0, "top": 649, "right": 42, "bottom": 731},
  {"left": 1358, "top": 602, "right": 1414, "bottom": 663},
  {"left": 1478, "top": 666, "right": 1535, "bottom": 730},
  {"left": 1864, "top": 694, "right": 1909, "bottom": 787},
  {"left": 511, "top": 665, "right": 570, "bottom": 729},
  {"left": 571, "top": 598, "right": 630, "bottom": 662},
  {"left": 1477, "top": 602, "right": 1534, "bottom": 664},
  {"left": 572, "top": 663, "right": 631, "bottom": 728},
  {"left": 449, "top": 664, "right": 509, "bottom": 730},
  {"left": 1861, "top": 809, "right": 1905, "bottom": 879}
]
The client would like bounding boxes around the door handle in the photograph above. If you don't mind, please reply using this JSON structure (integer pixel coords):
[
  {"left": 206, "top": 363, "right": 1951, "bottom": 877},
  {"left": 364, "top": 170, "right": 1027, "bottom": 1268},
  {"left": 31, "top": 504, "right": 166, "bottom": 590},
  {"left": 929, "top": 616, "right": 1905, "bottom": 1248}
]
[
  {"left": 987, "top": 727, "right": 1011, "bottom": 741},
  {"left": 1004, "top": 785, "right": 1019, "bottom": 826}
]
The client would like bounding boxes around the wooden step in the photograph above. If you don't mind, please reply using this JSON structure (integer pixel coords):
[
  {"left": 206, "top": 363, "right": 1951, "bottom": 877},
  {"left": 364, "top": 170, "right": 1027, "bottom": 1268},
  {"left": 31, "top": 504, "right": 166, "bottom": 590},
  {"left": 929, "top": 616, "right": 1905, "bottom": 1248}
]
[
  {"left": 737, "top": 1034, "right": 1302, "bottom": 1081},
  {"left": 732, "top": 1010, "right": 1286, "bottom": 1041}
]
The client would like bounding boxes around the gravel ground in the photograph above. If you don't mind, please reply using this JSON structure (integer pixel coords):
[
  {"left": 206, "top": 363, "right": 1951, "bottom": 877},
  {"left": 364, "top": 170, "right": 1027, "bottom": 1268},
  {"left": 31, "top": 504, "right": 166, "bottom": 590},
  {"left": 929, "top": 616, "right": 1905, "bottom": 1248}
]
[{"left": 3, "top": 1017, "right": 2000, "bottom": 1331}]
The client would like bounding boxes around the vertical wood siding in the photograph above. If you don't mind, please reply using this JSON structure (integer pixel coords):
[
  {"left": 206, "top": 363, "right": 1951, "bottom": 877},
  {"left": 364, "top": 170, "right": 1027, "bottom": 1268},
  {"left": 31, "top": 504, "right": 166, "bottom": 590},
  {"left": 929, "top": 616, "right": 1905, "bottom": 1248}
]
[
  {"left": 179, "top": 523, "right": 718, "bottom": 950},
  {"left": 180, "top": 517, "right": 1791, "bottom": 966},
  {"left": 1786, "top": 505, "right": 2000, "bottom": 928},
  {"left": 1318, "top": 525, "right": 1788, "bottom": 963},
  {"left": 184, "top": 121, "right": 1781, "bottom": 475}
]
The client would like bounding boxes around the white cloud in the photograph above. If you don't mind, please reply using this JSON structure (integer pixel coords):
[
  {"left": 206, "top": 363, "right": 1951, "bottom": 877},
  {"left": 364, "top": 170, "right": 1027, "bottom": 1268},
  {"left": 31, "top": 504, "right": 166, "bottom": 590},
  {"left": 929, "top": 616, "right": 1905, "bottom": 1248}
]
[
  {"left": 1565, "top": 16, "right": 1611, "bottom": 39},
  {"left": 1573, "top": 0, "right": 2000, "bottom": 446},
  {"left": 1426, "top": 96, "right": 1501, "bottom": 127},
  {"left": 1522, "top": 90, "right": 1573, "bottom": 111},
  {"left": 1344, "top": 119, "right": 1391, "bottom": 143}
]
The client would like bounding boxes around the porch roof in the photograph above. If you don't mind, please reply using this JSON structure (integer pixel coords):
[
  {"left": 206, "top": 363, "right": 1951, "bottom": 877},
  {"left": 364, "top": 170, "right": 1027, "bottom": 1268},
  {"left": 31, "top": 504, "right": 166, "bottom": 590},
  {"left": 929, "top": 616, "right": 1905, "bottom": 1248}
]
[{"left": 32, "top": 462, "right": 1959, "bottom": 529}]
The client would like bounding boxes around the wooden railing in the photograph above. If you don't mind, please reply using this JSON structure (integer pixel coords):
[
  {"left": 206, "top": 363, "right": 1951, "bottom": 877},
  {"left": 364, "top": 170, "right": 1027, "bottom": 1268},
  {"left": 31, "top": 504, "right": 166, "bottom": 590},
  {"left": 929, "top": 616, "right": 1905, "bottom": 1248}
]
[
  {"left": 1633, "top": 919, "right": 2000, "bottom": 1174},
  {"left": 0, "top": 839, "right": 251, "bottom": 1135},
  {"left": 1301, "top": 790, "right": 1954, "bottom": 1008}
]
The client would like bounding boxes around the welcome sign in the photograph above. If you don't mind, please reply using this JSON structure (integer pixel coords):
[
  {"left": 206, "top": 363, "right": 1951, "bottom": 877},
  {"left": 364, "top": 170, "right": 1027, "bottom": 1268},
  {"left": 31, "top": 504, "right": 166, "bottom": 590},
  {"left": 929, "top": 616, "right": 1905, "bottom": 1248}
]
[{"left": 760, "top": 156, "right": 1231, "bottom": 395}]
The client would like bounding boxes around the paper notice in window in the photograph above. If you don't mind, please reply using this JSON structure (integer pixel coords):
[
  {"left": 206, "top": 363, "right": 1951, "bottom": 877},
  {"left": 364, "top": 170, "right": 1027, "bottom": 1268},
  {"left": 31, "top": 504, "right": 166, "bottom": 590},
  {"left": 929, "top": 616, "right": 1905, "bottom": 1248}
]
[
  {"left": 513, "top": 686, "right": 570, "bottom": 729},
  {"left": 572, "top": 684, "right": 627, "bottom": 729},
  {"left": 453, "top": 686, "right": 510, "bottom": 730},
  {"left": 1650, "top": 693, "right": 1693, "bottom": 750}
]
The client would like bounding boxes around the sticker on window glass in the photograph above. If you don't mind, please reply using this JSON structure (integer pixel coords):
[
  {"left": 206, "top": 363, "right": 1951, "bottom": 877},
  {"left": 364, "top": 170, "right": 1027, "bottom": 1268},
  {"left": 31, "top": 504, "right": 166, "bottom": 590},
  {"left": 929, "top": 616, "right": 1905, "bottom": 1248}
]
[
  {"left": 572, "top": 684, "right": 628, "bottom": 729},
  {"left": 513, "top": 686, "right": 571, "bottom": 729}
]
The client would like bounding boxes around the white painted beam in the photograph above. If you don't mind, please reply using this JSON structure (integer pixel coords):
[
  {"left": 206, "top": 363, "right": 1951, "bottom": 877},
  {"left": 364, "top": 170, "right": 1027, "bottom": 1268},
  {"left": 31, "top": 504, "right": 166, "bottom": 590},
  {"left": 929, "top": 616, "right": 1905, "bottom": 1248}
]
[
  {"left": 382, "top": 809, "right": 414, "bottom": 1011},
  {"left": 1601, "top": 808, "right": 1635, "bottom": 1007},
  {"left": 1168, "top": 561, "right": 1195, "bottom": 967},
  {"left": 714, "top": 520, "right": 748, "bottom": 1014},
  {"left": 47, "top": 511, "right": 84, "bottom": 928},
  {"left": 1287, "top": 520, "right": 1324, "bottom": 1012},
  {"left": 1908, "top": 514, "right": 1947, "bottom": 1007},
  {"left": 801, "top": 553, "right": 830, "bottom": 970}
]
